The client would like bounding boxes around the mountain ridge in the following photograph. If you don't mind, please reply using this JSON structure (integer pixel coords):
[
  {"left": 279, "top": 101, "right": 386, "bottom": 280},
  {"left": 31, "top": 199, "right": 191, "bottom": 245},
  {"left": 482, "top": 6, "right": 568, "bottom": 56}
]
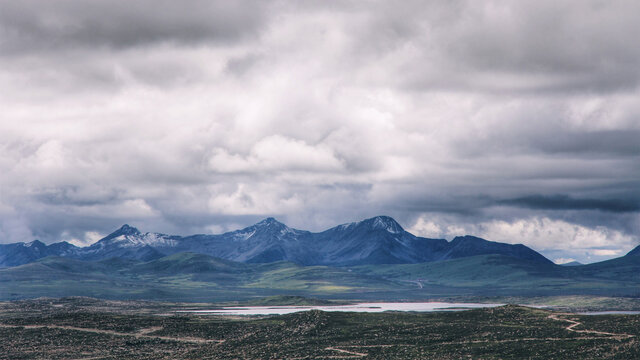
[{"left": 0, "top": 215, "right": 552, "bottom": 268}]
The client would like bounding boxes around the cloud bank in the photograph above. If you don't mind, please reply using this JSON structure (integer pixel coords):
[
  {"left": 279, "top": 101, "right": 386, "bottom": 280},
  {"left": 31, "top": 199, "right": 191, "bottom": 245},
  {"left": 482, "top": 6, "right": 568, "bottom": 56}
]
[{"left": 0, "top": 0, "right": 639, "bottom": 263}]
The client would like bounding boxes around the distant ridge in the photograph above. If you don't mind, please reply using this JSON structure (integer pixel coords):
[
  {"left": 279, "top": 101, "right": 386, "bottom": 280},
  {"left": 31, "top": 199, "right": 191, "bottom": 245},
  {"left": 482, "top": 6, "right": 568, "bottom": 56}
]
[
  {"left": 560, "top": 261, "right": 583, "bottom": 266},
  {"left": 0, "top": 240, "right": 79, "bottom": 268},
  {"left": 0, "top": 216, "right": 552, "bottom": 267},
  {"left": 624, "top": 245, "right": 640, "bottom": 257}
]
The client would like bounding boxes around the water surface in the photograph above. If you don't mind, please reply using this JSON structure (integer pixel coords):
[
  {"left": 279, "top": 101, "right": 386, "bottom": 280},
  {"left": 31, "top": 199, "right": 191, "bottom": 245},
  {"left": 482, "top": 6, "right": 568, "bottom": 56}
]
[
  {"left": 182, "top": 302, "right": 504, "bottom": 315},
  {"left": 578, "top": 311, "right": 640, "bottom": 315}
]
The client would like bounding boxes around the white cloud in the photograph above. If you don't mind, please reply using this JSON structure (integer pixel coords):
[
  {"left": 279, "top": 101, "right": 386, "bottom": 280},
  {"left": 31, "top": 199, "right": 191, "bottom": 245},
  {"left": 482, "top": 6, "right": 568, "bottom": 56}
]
[
  {"left": 409, "top": 215, "right": 637, "bottom": 263},
  {"left": 207, "top": 183, "right": 303, "bottom": 216},
  {"left": 589, "top": 249, "right": 622, "bottom": 257},
  {"left": 65, "top": 231, "right": 105, "bottom": 247},
  {"left": 84, "top": 231, "right": 104, "bottom": 244},
  {"left": 209, "top": 135, "right": 345, "bottom": 173},
  {"left": 478, "top": 218, "right": 635, "bottom": 251},
  {"left": 554, "top": 258, "right": 577, "bottom": 265}
]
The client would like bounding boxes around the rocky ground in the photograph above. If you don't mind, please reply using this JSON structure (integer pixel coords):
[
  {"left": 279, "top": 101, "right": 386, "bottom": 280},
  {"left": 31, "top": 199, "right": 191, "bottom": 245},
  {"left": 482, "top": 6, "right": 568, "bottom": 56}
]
[{"left": 1, "top": 298, "right": 639, "bottom": 359}]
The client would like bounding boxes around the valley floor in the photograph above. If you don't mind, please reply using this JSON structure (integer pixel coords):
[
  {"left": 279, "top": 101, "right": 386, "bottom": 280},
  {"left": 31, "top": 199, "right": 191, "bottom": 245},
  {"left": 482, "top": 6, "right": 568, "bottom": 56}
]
[{"left": 1, "top": 298, "right": 640, "bottom": 359}]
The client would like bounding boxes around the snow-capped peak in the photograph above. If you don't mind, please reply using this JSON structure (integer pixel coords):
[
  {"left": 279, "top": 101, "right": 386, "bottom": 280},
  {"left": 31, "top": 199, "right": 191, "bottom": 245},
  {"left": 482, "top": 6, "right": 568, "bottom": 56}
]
[
  {"left": 255, "top": 217, "right": 285, "bottom": 227},
  {"left": 116, "top": 224, "right": 141, "bottom": 236},
  {"left": 228, "top": 217, "right": 303, "bottom": 241},
  {"left": 107, "top": 232, "right": 176, "bottom": 248},
  {"left": 338, "top": 216, "right": 404, "bottom": 234},
  {"left": 253, "top": 217, "right": 296, "bottom": 234},
  {"left": 26, "top": 240, "right": 45, "bottom": 248},
  {"left": 370, "top": 216, "right": 403, "bottom": 233}
]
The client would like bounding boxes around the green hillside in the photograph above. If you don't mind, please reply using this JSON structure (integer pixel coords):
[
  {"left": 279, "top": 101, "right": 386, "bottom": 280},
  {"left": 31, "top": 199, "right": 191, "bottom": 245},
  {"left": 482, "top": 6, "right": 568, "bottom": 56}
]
[
  {"left": 2, "top": 252, "right": 640, "bottom": 301},
  {"left": 352, "top": 254, "right": 640, "bottom": 296},
  {"left": 0, "top": 254, "right": 402, "bottom": 301},
  {"left": 352, "top": 254, "right": 561, "bottom": 286}
]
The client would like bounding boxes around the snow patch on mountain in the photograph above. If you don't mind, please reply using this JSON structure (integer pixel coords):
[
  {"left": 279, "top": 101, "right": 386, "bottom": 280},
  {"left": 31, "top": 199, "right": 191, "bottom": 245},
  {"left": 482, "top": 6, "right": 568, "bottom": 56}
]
[
  {"left": 233, "top": 230, "right": 257, "bottom": 241},
  {"left": 108, "top": 233, "right": 177, "bottom": 248}
]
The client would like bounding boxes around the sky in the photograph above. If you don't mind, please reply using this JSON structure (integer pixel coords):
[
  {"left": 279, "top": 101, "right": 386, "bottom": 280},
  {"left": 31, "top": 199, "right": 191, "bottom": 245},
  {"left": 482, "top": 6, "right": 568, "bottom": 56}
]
[{"left": 1, "top": 0, "right": 639, "bottom": 264}]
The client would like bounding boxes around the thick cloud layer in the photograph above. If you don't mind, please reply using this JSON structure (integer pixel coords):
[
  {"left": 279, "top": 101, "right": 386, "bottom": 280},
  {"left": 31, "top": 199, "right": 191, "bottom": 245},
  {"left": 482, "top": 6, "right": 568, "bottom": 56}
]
[{"left": 1, "top": 0, "right": 639, "bottom": 263}]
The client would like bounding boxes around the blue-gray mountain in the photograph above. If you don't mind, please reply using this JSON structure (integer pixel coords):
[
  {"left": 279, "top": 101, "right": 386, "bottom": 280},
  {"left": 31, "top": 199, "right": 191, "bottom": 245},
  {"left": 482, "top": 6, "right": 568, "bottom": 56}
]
[
  {"left": 0, "top": 240, "right": 78, "bottom": 268},
  {"left": 1, "top": 216, "right": 556, "bottom": 268}
]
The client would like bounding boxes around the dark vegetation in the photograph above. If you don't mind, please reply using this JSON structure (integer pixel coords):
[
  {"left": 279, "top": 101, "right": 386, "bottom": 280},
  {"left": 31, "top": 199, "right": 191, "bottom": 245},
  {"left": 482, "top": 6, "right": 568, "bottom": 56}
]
[{"left": 1, "top": 298, "right": 639, "bottom": 359}]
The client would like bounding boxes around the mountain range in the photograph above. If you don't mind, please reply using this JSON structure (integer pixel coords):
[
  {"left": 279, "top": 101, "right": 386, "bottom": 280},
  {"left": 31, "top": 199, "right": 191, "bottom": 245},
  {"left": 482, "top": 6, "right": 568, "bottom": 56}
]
[
  {"left": 0, "top": 216, "right": 553, "bottom": 268},
  {"left": 2, "top": 215, "right": 640, "bottom": 301}
]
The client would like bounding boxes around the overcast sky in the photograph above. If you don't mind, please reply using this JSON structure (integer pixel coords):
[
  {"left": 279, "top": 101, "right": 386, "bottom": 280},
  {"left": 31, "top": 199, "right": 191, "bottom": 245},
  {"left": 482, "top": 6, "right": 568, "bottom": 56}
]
[{"left": 1, "top": 0, "right": 639, "bottom": 264}]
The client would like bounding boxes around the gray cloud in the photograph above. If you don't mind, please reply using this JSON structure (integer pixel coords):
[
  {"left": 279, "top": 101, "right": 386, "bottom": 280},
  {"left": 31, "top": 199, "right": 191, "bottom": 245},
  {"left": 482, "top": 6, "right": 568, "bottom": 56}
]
[
  {"left": 527, "top": 130, "right": 640, "bottom": 156},
  {"left": 500, "top": 195, "right": 640, "bottom": 213},
  {"left": 0, "top": 0, "right": 639, "bottom": 264},
  {"left": 374, "top": 3, "right": 640, "bottom": 95},
  {"left": 0, "top": 0, "right": 266, "bottom": 54}
]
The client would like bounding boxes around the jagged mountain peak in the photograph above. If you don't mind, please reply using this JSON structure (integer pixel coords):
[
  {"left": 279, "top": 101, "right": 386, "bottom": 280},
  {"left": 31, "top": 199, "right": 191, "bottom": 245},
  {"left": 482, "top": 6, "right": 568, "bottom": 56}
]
[
  {"left": 47, "top": 241, "right": 79, "bottom": 251},
  {"left": 26, "top": 239, "right": 46, "bottom": 248},
  {"left": 93, "top": 224, "right": 177, "bottom": 250},
  {"left": 97, "top": 224, "right": 143, "bottom": 244},
  {"left": 255, "top": 217, "right": 286, "bottom": 227},
  {"left": 367, "top": 215, "right": 404, "bottom": 232},
  {"left": 249, "top": 217, "right": 304, "bottom": 236},
  {"left": 115, "top": 224, "right": 141, "bottom": 236},
  {"left": 248, "top": 218, "right": 310, "bottom": 242},
  {"left": 344, "top": 215, "right": 404, "bottom": 234}
]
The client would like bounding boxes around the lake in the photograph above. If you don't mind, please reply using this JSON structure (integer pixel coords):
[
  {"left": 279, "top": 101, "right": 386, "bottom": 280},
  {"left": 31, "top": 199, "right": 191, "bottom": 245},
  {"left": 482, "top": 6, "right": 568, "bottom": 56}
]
[
  {"left": 578, "top": 311, "right": 640, "bottom": 315},
  {"left": 181, "top": 302, "right": 504, "bottom": 315}
]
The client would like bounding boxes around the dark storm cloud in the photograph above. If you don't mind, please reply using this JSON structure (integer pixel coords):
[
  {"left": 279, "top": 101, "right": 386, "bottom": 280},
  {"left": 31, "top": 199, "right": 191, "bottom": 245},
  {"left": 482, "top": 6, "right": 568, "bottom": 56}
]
[
  {"left": 33, "top": 186, "right": 123, "bottom": 207},
  {"left": 394, "top": 191, "right": 640, "bottom": 217},
  {"left": 500, "top": 195, "right": 640, "bottom": 213}
]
